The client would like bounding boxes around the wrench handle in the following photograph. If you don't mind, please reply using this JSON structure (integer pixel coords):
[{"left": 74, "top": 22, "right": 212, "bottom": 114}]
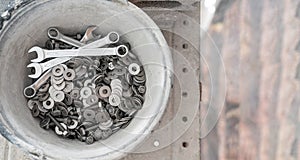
[
  {"left": 59, "top": 34, "right": 84, "bottom": 48},
  {"left": 77, "top": 48, "right": 117, "bottom": 56},
  {"left": 81, "top": 36, "right": 110, "bottom": 49},
  {"left": 32, "top": 69, "right": 52, "bottom": 89},
  {"left": 41, "top": 57, "right": 72, "bottom": 72},
  {"left": 44, "top": 48, "right": 117, "bottom": 59}
]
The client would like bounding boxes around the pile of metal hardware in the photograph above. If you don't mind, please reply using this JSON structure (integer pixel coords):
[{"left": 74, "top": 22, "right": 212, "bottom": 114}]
[{"left": 23, "top": 26, "right": 146, "bottom": 144}]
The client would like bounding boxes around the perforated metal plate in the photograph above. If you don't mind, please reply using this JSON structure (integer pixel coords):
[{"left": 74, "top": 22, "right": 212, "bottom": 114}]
[{"left": 122, "top": 1, "right": 201, "bottom": 160}]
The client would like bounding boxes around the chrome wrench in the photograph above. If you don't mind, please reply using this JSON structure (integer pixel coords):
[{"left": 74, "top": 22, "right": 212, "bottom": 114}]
[
  {"left": 48, "top": 27, "right": 119, "bottom": 48},
  {"left": 29, "top": 45, "right": 128, "bottom": 62},
  {"left": 23, "top": 69, "right": 52, "bottom": 98}
]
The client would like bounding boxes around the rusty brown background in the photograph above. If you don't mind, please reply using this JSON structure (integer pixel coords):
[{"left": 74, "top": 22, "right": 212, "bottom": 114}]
[{"left": 201, "top": 0, "right": 300, "bottom": 160}]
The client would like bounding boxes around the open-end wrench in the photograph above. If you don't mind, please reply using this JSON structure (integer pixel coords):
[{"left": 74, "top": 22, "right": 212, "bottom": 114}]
[
  {"left": 27, "top": 57, "right": 71, "bottom": 79},
  {"left": 48, "top": 27, "right": 119, "bottom": 49},
  {"left": 24, "top": 69, "right": 52, "bottom": 98},
  {"left": 29, "top": 45, "right": 128, "bottom": 62}
]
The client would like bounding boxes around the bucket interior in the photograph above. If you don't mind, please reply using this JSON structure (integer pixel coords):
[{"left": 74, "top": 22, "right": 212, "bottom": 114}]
[{"left": 0, "top": 0, "right": 172, "bottom": 159}]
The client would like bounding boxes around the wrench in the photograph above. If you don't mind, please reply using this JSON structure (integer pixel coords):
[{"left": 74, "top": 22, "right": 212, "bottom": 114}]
[
  {"left": 27, "top": 57, "right": 71, "bottom": 79},
  {"left": 24, "top": 69, "right": 51, "bottom": 98},
  {"left": 26, "top": 27, "right": 99, "bottom": 79},
  {"left": 27, "top": 27, "right": 121, "bottom": 78},
  {"left": 48, "top": 27, "right": 119, "bottom": 48},
  {"left": 29, "top": 45, "right": 128, "bottom": 62}
]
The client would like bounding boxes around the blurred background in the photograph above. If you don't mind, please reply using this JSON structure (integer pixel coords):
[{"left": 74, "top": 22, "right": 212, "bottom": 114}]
[{"left": 201, "top": 0, "right": 300, "bottom": 159}]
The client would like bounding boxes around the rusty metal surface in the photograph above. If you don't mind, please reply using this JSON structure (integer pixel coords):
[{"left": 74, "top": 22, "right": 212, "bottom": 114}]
[{"left": 201, "top": 0, "right": 300, "bottom": 160}]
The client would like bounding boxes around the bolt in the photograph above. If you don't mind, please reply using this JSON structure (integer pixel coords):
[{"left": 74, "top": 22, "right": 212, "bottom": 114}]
[{"left": 47, "top": 113, "right": 65, "bottom": 131}]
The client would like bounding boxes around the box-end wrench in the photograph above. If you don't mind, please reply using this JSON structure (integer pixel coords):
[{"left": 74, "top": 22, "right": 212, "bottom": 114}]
[
  {"left": 23, "top": 69, "right": 52, "bottom": 98},
  {"left": 48, "top": 28, "right": 85, "bottom": 48},
  {"left": 27, "top": 57, "right": 71, "bottom": 79},
  {"left": 48, "top": 27, "right": 119, "bottom": 49},
  {"left": 29, "top": 45, "right": 128, "bottom": 63}
]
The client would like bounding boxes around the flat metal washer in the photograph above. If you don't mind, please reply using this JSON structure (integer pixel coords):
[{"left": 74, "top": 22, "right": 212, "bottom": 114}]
[
  {"left": 128, "top": 63, "right": 141, "bottom": 75},
  {"left": 63, "top": 82, "right": 74, "bottom": 93},
  {"left": 80, "top": 87, "right": 92, "bottom": 99},
  {"left": 83, "top": 109, "right": 96, "bottom": 121},
  {"left": 52, "top": 65, "right": 65, "bottom": 77},
  {"left": 70, "top": 88, "right": 80, "bottom": 99},
  {"left": 63, "top": 69, "right": 76, "bottom": 81},
  {"left": 31, "top": 105, "right": 40, "bottom": 117},
  {"left": 86, "top": 95, "right": 99, "bottom": 106},
  {"left": 68, "top": 120, "right": 78, "bottom": 129},
  {"left": 27, "top": 100, "right": 39, "bottom": 110},
  {"left": 42, "top": 97, "right": 55, "bottom": 110},
  {"left": 109, "top": 94, "right": 121, "bottom": 106},
  {"left": 52, "top": 90, "right": 65, "bottom": 102},
  {"left": 99, "top": 86, "right": 111, "bottom": 98},
  {"left": 51, "top": 76, "right": 64, "bottom": 85},
  {"left": 53, "top": 81, "right": 66, "bottom": 91}
]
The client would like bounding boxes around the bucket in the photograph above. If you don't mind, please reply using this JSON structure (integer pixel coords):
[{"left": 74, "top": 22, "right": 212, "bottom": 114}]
[{"left": 0, "top": 0, "right": 173, "bottom": 159}]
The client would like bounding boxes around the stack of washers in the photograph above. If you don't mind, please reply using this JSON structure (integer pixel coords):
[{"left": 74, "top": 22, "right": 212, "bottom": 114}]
[{"left": 24, "top": 26, "right": 146, "bottom": 144}]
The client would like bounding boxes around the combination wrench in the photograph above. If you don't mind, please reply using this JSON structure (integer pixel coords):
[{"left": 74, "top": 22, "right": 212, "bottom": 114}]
[
  {"left": 29, "top": 45, "right": 128, "bottom": 63},
  {"left": 48, "top": 27, "right": 119, "bottom": 48}
]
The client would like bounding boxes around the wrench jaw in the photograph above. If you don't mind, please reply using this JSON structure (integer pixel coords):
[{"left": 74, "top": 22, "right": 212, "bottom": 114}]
[
  {"left": 28, "top": 46, "right": 45, "bottom": 63},
  {"left": 27, "top": 63, "right": 43, "bottom": 79}
]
